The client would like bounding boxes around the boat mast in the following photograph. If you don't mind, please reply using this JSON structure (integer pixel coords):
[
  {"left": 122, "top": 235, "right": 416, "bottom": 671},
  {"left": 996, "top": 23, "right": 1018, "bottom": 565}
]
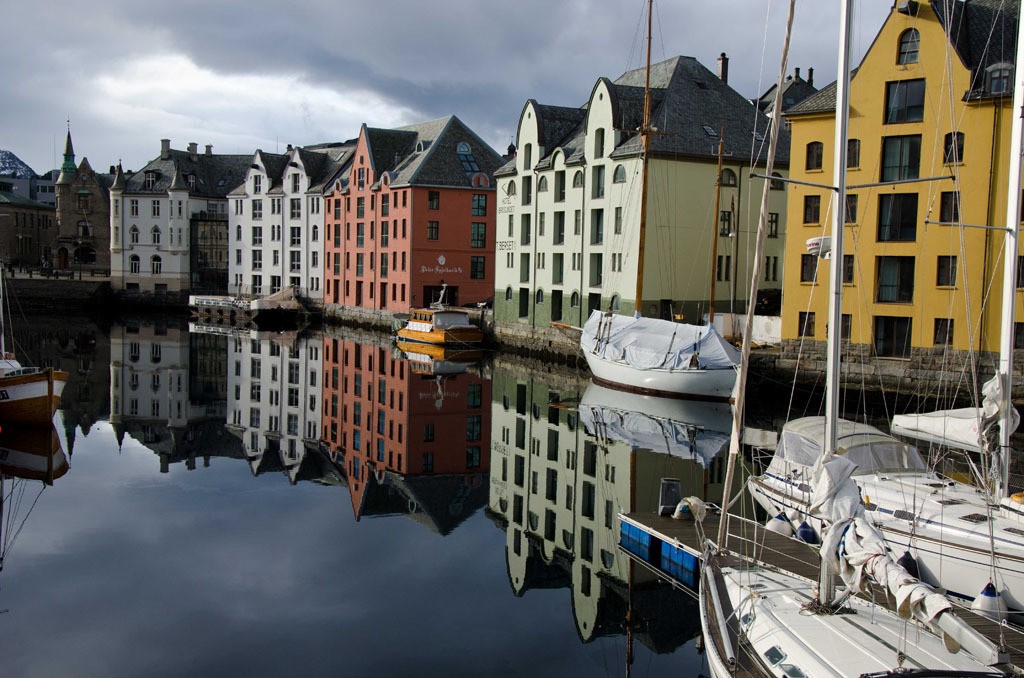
[
  {"left": 633, "top": 0, "right": 653, "bottom": 318},
  {"left": 709, "top": 137, "right": 724, "bottom": 324},
  {"left": 998, "top": 0, "right": 1024, "bottom": 500},
  {"left": 817, "top": 0, "right": 855, "bottom": 608},
  {"left": 715, "top": 0, "right": 795, "bottom": 549}
]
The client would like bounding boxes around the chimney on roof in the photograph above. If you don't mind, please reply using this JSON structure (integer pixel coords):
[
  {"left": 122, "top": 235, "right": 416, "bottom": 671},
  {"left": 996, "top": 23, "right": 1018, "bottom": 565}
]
[
  {"left": 795, "top": 67, "right": 801, "bottom": 81},
  {"left": 205, "top": 144, "right": 213, "bottom": 155},
  {"left": 717, "top": 52, "right": 729, "bottom": 84},
  {"left": 160, "top": 139, "right": 171, "bottom": 160},
  {"left": 287, "top": 144, "right": 293, "bottom": 152},
  {"left": 188, "top": 142, "right": 198, "bottom": 161},
  {"left": 808, "top": 67, "right": 814, "bottom": 87},
  {"left": 109, "top": 165, "right": 116, "bottom": 174}
]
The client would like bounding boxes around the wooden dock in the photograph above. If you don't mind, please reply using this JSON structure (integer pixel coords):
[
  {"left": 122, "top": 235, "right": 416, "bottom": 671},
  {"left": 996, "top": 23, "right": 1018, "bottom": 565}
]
[{"left": 620, "top": 510, "right": 1024, "bottom": 674}]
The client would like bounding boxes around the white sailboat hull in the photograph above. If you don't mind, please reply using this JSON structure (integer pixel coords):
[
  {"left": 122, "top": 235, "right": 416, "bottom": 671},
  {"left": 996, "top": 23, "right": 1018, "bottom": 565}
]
[
  {"left": 749, "top": 471, "right": 1024, "bottom": 614},
  {"left": 584, "top": 350, "right": 737, "bottom": 401}
]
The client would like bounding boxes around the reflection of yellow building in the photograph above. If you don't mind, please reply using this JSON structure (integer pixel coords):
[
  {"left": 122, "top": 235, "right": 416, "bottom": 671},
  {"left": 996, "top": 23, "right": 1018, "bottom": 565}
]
[
  {"left": 487, "top": 362, "right": 719, "bottom": 644},
  {"left": 782, "top": 3, "right": 1020, "bottom": 367}
]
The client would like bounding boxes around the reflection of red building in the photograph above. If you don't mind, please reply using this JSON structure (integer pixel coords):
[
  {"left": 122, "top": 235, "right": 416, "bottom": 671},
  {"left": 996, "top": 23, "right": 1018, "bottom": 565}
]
[
  {"left": 321, "top": 335, "right": 491, "bottom": 521},
  {"left": 323, "top": 116, "right": 503, "bottom": 311}
]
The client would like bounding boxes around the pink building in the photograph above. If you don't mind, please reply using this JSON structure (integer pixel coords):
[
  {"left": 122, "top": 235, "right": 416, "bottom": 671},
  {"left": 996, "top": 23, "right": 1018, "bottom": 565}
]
[{"left": 324, "top": 116, "right": 504, "bottom": 311}]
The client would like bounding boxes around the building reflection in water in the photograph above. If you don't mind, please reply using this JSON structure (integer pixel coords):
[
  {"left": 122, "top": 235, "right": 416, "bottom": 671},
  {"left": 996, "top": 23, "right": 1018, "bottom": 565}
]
[
  {"left": 222, "top": 327, "right": 324, "bottom": 484},
  {"left": 488, "top": 359, "right": 732, "bottom": 651},
  {"left": 110, "top": 317, "right": 243, "bottom": 471},
  {"left": 322, "top": 330, "right": 490, "bottom": 534}
]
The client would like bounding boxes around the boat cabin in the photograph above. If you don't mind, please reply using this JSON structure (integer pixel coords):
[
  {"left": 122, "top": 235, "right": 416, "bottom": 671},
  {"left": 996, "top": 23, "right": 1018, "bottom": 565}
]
[{"left": 768, "top": 416, "right": 927, "bottom": 476}]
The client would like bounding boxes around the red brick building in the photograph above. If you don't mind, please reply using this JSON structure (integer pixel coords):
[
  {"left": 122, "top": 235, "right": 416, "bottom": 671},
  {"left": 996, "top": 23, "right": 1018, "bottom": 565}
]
[
  {"left": 321, "top": 336, "right": 491, "bottom": 529},
  {"left": 324, "top": 116, "right": 503, "bottom": 311}
]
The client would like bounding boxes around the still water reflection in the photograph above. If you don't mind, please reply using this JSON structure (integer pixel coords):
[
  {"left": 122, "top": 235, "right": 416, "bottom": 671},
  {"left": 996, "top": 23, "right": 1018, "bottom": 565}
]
[{"left": 0, "top": 315, "right": 734, "bottom": 677}]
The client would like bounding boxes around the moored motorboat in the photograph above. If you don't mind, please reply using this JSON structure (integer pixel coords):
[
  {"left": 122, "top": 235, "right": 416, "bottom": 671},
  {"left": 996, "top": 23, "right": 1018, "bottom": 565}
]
[{"left": 396, "top": 307, "right": 483, "bottom": 346}]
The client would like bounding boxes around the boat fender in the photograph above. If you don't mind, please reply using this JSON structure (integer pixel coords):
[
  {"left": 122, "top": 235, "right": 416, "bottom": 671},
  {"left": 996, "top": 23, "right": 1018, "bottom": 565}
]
[
  {"left": 971, "top": 582, "right": 1009, "bottom": 622},
  {"left": 796, "top": 521, "right": 820, "bottom": 544},
  {"left": 1011, "top": 492, "right": 1024, "bottom": 505},
  {"left": 766, "top": 513, "right": 794, "bottom": 537},
  {"left": 896, "top": 551, "right": 919, "bottom": 579}
]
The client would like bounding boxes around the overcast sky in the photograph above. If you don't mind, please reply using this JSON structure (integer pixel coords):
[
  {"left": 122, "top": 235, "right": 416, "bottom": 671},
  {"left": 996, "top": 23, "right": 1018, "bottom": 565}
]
[{"left": 1, "top": 0, "right": 890, "bottom": 176}]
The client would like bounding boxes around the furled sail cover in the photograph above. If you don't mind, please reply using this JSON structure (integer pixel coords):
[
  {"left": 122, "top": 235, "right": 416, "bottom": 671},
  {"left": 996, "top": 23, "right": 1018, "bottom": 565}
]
[
  {"left": 891, "top": 375, "right": 1021, "bottom": 454},
  {"left": 580, "top": 311, "right": 740, "bottom": 371}
]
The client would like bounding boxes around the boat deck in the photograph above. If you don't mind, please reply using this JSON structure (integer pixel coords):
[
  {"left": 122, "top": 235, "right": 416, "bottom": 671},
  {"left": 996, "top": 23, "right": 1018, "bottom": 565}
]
[{"left": 620, "top": 511, "right": 1024, "bottom": 674}]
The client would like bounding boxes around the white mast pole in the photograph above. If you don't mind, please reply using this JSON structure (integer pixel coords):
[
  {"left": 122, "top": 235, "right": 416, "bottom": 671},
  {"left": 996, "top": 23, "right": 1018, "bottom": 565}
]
[
  {"left": 818, "top": 0, "right": 854, "bottom": 607},
  {"left": 998, "top": 0, "right": 1024, "bottom": 501}
]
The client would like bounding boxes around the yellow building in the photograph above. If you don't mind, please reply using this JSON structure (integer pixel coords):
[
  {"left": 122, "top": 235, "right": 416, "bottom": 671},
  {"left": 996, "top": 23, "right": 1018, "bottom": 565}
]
[{"left": 781, "top": 0, "right": 1020, "bottom": 382}]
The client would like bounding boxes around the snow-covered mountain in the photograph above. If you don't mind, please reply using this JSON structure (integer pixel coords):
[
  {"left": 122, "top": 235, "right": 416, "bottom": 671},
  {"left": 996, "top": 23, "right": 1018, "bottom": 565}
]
[{"left": 0, "top": 150, "right": 37, "bottom": 179}]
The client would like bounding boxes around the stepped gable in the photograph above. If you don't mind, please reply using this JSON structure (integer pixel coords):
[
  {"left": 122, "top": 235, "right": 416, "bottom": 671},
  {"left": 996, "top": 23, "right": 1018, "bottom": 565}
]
[{"left": 611, "top": 55, "right": 789, "bottom": 164}]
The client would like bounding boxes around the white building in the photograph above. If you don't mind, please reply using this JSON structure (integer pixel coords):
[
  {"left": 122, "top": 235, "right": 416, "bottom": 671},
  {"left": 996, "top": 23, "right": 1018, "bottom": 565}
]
[
  {"left": 224, "top": 331, "right": 323, "bottom": 484},
  {"left": 227, "top": 142, "right": 355, "bottom": 305},
  {"left": 493, "top": 55, "right": 791, "bottom": 344},
  {"left": 110, "top": 140, "right": 250, "bottom": 294}
]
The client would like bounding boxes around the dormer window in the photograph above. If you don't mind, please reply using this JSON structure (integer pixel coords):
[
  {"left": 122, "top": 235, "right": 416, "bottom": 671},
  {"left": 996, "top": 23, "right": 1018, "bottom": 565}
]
[
  {"left": 253, "top": 175, "right": 262, "bottom": 194},
  {"left": 897, "top": 29, "right": 920, "bottom": 65},
  {"left": 144, "top": 172, "right": 156, "bottom": 190},
  {"left": 187, "top": 174, "right": 196, "bottom": 191},
  {"left": 987, "top": 63, "right": 1013, "bottom": 95}
]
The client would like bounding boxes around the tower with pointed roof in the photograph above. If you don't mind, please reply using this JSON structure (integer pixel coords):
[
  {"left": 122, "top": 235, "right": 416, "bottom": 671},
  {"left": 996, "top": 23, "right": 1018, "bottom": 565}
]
[{"left": 53, "top": 128, "right": 114, "bottom": 273}]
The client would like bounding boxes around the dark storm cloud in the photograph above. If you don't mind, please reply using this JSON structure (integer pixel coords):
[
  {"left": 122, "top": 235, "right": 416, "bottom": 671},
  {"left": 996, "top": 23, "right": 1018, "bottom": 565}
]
[{"left": 1, "top": 0, "right": 889, "bottom": 174}]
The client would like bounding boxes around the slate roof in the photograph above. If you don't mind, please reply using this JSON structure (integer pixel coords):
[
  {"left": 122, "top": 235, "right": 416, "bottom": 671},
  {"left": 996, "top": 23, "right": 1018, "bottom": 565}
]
[
  {"left": 499, "top": 55, "right": 789, "bottom": 176},
  {"left": 756, "top": 74, "right": 819, "bottom": 113},
  {"left": 932, "top": 0, "right": 1019, "bottom": 97},
  {"left": 790, "top": 0, "right": 1018, "bottom": 115},
  {"left": 121, "top": 147, "right": 251, "bottom": 199},
  {"left": 362, "top": 115, "right": 504, "bottom": 188},
  {"left": 0, "top": 191, "right": 53, "bottom": 209}
]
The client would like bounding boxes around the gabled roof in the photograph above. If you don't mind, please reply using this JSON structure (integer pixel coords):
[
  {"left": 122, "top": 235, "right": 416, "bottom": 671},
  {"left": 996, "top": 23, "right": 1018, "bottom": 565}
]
[
  {"left": 756, "top": 74, "right": 819, "bottom": 113},
  {"left": 932, "top": 0, "right": 1019, "bottom": 97},
  {"left": 122, "top": 147, "right": 251, "bottom": 199},
  {"left": 0, "top": 191, "right": 53, "bottom": 209},
  {"left": 363, "top": 115, "right": 504, "bottom": 188},
  {"left": 501, "top": 55, "right": 789, "bottom": 176}
]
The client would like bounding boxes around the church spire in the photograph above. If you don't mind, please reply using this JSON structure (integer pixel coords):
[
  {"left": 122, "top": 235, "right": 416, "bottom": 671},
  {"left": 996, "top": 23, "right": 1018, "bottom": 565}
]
[{"left": 56, "top": 123, "right": 76, "bottom": 185}]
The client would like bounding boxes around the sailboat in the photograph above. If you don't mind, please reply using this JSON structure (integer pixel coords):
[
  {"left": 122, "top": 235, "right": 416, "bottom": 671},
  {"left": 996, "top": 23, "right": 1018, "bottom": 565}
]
[
  {"left": 0, "top": 273, "right": 67, "bottom": 426},
  {"left": 700, "top": 1, "right": 1008, "bottom": 674},
  {"left": 750, "top": 0, "right": 1024, "bottom": 618},
  {"left": 577, "top": 1, "right": 740, "bottom": 403}
]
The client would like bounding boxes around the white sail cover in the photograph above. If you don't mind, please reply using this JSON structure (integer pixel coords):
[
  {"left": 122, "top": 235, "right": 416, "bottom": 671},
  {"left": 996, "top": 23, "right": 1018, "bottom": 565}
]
[
  {"left": 578, "top": 402, "right": 730, "bottom": 466},
  {"left": 811, "top": 456, "right": 1000, "bottom": 660},
  {"left": 580, "top": 311, "right": 740, "bottom": 371},
  {"left": 891, "top": 375, "right": 1021, "bottom": 454}
]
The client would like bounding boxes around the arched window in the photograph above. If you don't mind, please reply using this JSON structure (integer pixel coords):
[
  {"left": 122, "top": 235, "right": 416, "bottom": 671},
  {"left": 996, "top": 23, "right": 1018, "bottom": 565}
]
[
  {"left": 523, "top": 143, "right": 532, "bottom": 170},
  {"left": 720, "top": 168, "right": 738, "bottom": 186},
  {"left": 505, "top": 180, "right": 517, "bottom": 196},
  {"left": 571, "top": 291, "right": 580, "bottom": 307},
  {"left": 806, "top": 142, "right": 823, "bottom": 171},
  {"left": 572, "top": 171, "right": 584, "bottom": 188},
  {"left": 129, "top": 226, "right": 139, "bottom": 244},
  {"left": 151, "top": 226, "right": 161, "bottom": 244},
  {"left": 944, "top": 132, "right": 965, "bottom": 164},
  {"left": 312, "top": 224, "right": 319, "bottom": 241},
  {"left": 151, "top": 255, "right": 162, "bottom": 274},
  {"left": 610, "top": 295, "right": 620, "bottom": 312},
  {"left": 505, "top": 286, "right": 513, "bottom": 302},
  {"left": 535, "top": 289, "right": 544, "bottom": 304},
  {"left": 129, "top": 255, "right": 140, "bottom": 274},
  {"left": 594, "top": 128, "right": 605, "bottom": 158},
  {"left": 537, "top": 176, "right": 548, "bottom": 192},
  {"left": 613, "top": 165, "right": 627, "bottom": 183},
  {"left": 770, "top": 172, "right": 785, "bottom": 190},
  {"left": 898, "top": 29, "right": 920, "bottom": 65},
  {"left": 236, "top": 224, "right": 242, "bottom": 241}
]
